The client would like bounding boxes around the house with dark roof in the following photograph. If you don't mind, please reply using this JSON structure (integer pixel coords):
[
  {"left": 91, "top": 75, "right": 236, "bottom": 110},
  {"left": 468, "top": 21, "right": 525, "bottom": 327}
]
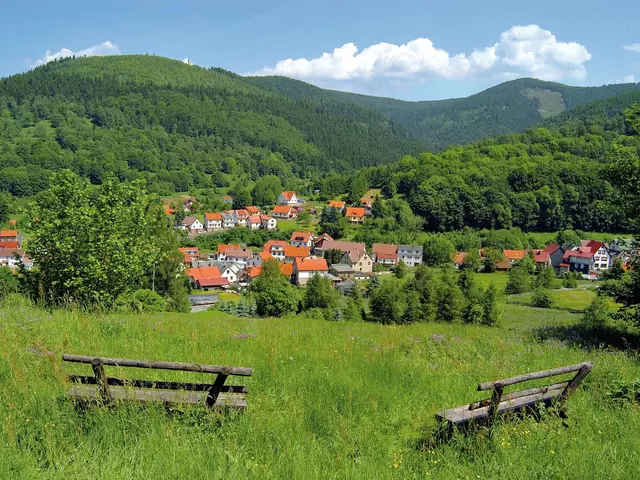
[
  {"left": 181, "top": 216, "right": 204, "bottom": 234},
  {"left": 398, "top": 245, "right": 423, "bottom": 267}
]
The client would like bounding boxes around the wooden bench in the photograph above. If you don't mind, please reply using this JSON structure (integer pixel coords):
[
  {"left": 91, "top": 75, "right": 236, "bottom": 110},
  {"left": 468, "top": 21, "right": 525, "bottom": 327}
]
[
  {"left": 63, "top": 354, "right": 252, "bottom": 411},
  {"left": 436, "top": 362, "right": 593, "bottom": 430}
]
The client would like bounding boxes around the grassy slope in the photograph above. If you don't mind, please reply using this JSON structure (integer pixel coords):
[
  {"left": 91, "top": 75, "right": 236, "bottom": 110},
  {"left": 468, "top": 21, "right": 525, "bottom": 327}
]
[{"left": 2, "top": 299, "right": 640, "bottom": 479}]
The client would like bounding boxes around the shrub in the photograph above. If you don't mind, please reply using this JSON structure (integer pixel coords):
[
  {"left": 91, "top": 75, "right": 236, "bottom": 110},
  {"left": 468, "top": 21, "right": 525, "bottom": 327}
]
[
  {"left": 115, "top": 289, "right": 167, "bottom": 313},
  {"left": 531, "top": 288, "right": 554, "bottom": 309},
  {"left": 563, "top": 272, "right": 578, "bottom": 289},
  {"left": 582, "top": 296, "right": 610, "bottom": 329},
  {"left": 505, "top": 264, "right": 532, "bottom": 294},
  {"left": 536, "top": 267, "right": 559, "bottom": 289}
]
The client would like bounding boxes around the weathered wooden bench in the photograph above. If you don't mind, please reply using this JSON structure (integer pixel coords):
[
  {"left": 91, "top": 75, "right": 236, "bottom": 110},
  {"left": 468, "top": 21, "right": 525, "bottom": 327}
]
[
  {"left": 436, "top": 362, "right": 593, "bottom": 430},
  {"left": 63, "top": 354, "right": 252, "bottom": 411}
]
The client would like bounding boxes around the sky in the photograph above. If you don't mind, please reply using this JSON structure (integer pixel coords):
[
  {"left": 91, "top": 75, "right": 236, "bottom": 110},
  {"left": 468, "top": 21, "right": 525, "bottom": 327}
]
[{"left": 1, "top": 0, "right": 640, "bottom": 100}]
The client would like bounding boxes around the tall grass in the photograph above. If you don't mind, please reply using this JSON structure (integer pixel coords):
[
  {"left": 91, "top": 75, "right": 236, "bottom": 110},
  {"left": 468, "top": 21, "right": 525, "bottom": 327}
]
[{"left": 1, "top": 298, "right": 640, "bottom": 479}]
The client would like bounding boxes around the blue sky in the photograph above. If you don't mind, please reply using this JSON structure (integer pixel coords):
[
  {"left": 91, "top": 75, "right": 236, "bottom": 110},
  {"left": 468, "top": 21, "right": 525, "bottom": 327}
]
[{"left": 2, "top": 0, "right": 639, "bottom": 100}]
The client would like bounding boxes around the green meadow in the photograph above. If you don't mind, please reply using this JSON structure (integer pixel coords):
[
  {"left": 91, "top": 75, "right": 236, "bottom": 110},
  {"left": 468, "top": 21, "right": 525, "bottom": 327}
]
[{"left": 2, "top": 296, "right": 640, "bottom": 479}]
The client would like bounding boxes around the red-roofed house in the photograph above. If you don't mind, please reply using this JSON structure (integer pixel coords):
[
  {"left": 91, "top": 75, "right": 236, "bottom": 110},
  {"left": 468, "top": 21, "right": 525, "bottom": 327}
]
[
  {"left": 452, "top": 252, "right": 467, "bottom": 269},
  {"left": 234, "top": 209, "right": 250, "bottom": 227},
  {"left": 0, "top": 241, "right": 19, "bottom": 250},
  {"left": 272, "top": 205, "right": 296, "bottom": 219},
  {"left": 8, "top": 219, "right": 17, "bottom": 226},
  {"left": 204, "top": 212, "right": 223, "bottom": 231},
  {"left": 372, "top": 243, "right": 398, "bottom": 265},
  {"left": 345, "top": 207, "right": 365, "bottom": 225},
  {"left": 223, "top": 195, "right": 233, "bottom": 204},
  {"left": 248, "top": 250, "right": 273, "bottom": 267},
  {"left": 0, "top": 230, "right": 21, "bottom": 245},
  {"left": 534, "top": 244, "right": 564, "bottom": 271},
  {"left": 293, "top": 257, "right": 329, "bottom": 285},
  {"left": 284, "top": 245, "right": 311, "bottom": 263},
  {"left": 328, "top": 200, "right": 345, "bottom": 212},
  {"left": 260, "top": 215, "right": 277, "bottom": 230},
  {"left": 290, "top": 231, "right": 314, "bottom": 248},
  {"left": 264, "top": 240, "right": 289, "bottom": 260},
  {"left": 563, "top": 241, "right": 611, "bottom": 274},
  {"left": 187, "top": 266, "right": 230, "bottom": 290},
  {"left": 278, "top": 191, "right": 298, "bottom": 205},
  {"left": 246, "top": 206, "right": 261, "bottom": 215},
  {"left": 248, "top": 215, "right": 262, "bottom": 230}
]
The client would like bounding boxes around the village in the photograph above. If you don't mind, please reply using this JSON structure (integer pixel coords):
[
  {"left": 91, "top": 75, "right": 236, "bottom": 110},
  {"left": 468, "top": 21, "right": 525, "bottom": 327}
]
[{"left": 161, "top": 190, "right": 636, "bottom": 297}]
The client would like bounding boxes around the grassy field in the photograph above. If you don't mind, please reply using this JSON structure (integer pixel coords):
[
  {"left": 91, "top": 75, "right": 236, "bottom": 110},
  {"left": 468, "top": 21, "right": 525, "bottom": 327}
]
[
  {"left": 2, "top": 297, "right": 640, "bottom": 479},
  {"left": 507, "top": 288, "right": 597, "bottom": 311}
]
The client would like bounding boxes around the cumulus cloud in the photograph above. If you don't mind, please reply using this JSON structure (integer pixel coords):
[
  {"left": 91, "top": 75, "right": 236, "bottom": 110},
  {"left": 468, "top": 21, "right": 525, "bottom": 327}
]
[
  {"left": 623, "top": 44, "right": 640, "bottom": 53},
  {"left": 254, "top": 25, "right": 591, "bottom": 83},
  {"left": 33, "top": 41, "right": 120, "bottom": 67},
  {"left": 612, "top": 74, "right": 636, "bottom": 84}
]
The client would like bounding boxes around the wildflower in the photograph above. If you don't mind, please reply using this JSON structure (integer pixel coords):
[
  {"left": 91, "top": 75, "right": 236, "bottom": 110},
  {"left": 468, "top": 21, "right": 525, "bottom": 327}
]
[
  {"left": 551, "top": 450, "right": 555, "bottom": 455},
  {"left": 26, "top": 418, "right": 30, "bottom": 422}
]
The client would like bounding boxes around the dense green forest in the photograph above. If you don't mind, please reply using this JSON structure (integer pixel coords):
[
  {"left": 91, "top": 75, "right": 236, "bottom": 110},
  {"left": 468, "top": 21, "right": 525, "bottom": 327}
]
[
  {"left": 316, "top": 101, "right": 640, "bottom": 234},
  {"left": 252, "top": 76, "right": 640, "bottom": 149},
  {"left": 0, "top": 55, "right": 422, "bottom": 197}
]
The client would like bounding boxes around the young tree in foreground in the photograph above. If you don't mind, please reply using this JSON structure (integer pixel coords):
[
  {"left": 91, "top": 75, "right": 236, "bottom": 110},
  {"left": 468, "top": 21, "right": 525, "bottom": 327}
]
[
  {"left": 25, "top": 170, "right": 188, "bottom": 310},
  {"left": 303, "top": 273, "right": 336, "bottom": 310},
  {"left": 395, "top": 260, "right": 408, "bottom": 279},
  {"left": 482, "top": 283, "right": 502, "bottom": 326},
  {"left": 581, "top": 296, "right": 610, "bottom": 329},
  {"left": 250, "top": 259, "right": 299, "bottom": 317}
]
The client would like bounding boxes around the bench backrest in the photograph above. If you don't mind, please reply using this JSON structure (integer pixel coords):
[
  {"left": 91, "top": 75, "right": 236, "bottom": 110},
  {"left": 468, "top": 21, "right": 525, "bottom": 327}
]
[
  {"left": 470, "top": 362, "right": 593, "bottom": 418},
  {"left": 63, "top": 353, "right": 252, "bottom": 404}
]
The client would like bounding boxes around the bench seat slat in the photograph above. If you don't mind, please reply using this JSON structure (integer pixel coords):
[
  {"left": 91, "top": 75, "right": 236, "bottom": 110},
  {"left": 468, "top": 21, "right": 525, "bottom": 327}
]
[
  {"left": 68, "top": 375, "right": 248, "bottom": 393},
  {"left": 69, "top": 384, "right": 247, "bottom": 411},
  {"left": 436, "top": 386, "right": 565, "bottom": 425}
]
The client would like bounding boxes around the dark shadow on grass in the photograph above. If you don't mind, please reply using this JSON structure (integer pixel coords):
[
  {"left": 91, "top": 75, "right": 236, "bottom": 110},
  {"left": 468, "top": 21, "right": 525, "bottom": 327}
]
[{"left": 535, "top": 324, "right": 640, "bottom": 352}]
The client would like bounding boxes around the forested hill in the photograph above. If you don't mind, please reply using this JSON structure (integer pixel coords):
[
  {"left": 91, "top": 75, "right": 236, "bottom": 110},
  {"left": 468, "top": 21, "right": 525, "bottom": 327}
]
[
  {"left": 0, "top": 55, "right": 423, "bottom": 197},
  {"left": 250, "top": 76, "right": 640, "bottom": 149}
]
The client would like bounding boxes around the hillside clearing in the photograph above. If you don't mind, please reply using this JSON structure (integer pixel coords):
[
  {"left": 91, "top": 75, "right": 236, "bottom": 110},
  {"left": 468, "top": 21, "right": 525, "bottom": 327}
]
[{"left": 2, "top": 300, "right": 640, "bottom": 478}]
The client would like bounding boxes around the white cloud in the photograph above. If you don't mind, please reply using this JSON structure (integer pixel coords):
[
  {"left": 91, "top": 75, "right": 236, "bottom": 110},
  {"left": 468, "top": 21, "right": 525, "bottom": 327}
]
[
  {"left": 612, "top": 74, "right": 636, "bottom": 84},
  {"left": 623, "top": 44, "right": 640, "bottom": 53},
  {"left": 253, "top": 25, "right": 591, "bottom": 83},
  {"left": 33, "top": 41, "right": 120, "bottom": 67}
]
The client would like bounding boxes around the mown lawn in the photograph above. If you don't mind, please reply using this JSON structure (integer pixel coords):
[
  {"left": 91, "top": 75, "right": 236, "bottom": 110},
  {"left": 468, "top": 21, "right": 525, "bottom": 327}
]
[
  {"left": 508, "top": 288, "right": 599, "bottom": 312},
  {"left": 2, "top": 298, "right": 640, "bottom": 479}
]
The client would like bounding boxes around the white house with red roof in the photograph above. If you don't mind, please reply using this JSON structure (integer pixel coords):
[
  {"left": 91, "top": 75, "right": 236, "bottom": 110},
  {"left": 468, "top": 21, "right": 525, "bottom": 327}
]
[
  {"left": 248, "top": 215, "right": 262, "bottom": 230},
  {"left": 204, "top": 212, "right": 223, "bottom": 231},
  {"left": 372, "top": 243, "right": 398, "bottom": 265},
  {"left": 562, "top": 241, "right": 611, "bottom": 275},
  {"left": 278, "top": 191, "right": 298, "bottom": 205},
  {"left": 234, "top": 209, "right": 250, "bottom": 227},
  {"left": 272, "top": 205, "right": 296, "bottom": 219},
  {"left": 260, "top": 215, "right": 277, "bottom": 230},
  {"left": 264, "top": 240, "right": 289, "bottom": 260},
  {"left": 293, "top": 257, "right": 329, "bottom": 286},
  {"left": 0, "top": 248, "right": 26, "bottom": 268},
  {"left": 345, "top": 207, "right": 366, "bottom": 225},
  {"left": 290, "top": 231, "right": 314, "bottom": 248}
]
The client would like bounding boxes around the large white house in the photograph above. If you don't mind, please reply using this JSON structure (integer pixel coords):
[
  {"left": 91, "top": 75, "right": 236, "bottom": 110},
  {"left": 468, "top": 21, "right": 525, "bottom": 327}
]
[
  {"left": 181, "top": 217, "right": 204, "bottom": 234},
  {"left": 398, "top": 245, "right": 423, "bottom": 267},
  {"left": 278, "top": 191, "right": 298, "bottom": 205},
  {"left": 293, "top": 257, "right": 329, "bottom": 286}
]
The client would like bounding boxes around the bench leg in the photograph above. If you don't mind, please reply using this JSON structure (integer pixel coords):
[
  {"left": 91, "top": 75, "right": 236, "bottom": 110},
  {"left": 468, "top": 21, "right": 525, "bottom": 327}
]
[
  {"left": 91, "top": 360, "right": 112, "bottom": 404},
  {"left": 207, "top": 374, "right": 228, "bottom": 407},
  {"left": 487, "top": 384, "right": 504, "bottom": 435}
]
